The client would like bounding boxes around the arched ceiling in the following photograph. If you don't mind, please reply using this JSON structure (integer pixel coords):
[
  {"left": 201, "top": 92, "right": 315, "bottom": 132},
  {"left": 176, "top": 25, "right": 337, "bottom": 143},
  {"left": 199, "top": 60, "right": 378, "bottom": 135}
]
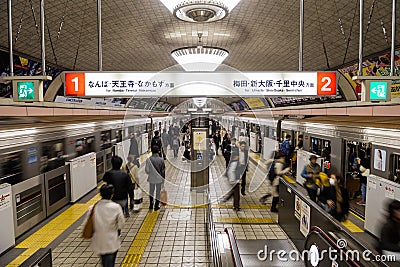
[{"left": 0, "top": 0, "right": 399, "bottom": 72}]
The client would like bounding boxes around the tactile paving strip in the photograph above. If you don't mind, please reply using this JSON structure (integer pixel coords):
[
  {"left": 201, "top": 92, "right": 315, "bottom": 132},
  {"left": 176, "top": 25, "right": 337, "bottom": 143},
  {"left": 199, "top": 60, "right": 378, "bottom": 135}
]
[
  {"left": 6, "top": 194, "right": 101, "bottom": 267},
  {"left": 120, "top": 210, "right": 160, "bottom": 266}
]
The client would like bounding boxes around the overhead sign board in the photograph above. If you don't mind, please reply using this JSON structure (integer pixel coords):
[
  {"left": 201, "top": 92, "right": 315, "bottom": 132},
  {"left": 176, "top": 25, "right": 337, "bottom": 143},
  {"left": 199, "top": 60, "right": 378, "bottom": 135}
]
[{"left": 64, "top": 71, "right": 337, "bottom": 97}]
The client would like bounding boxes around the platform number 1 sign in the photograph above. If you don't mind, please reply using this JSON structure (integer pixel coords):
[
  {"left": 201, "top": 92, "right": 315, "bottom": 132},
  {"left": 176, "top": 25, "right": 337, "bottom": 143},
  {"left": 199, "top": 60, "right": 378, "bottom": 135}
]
[
  {"left": 317, "top": 72, "right": 337, "bottom": 95},
  {"left": 65, "top": 73, "right": 85, "bottom": 96}
]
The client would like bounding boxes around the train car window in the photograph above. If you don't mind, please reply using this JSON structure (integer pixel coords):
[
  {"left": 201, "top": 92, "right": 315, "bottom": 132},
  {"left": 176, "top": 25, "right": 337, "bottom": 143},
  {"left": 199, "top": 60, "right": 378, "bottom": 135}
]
[
  {"left": 100, "top": 130, "right": 112, "bottom": 149},
  {"left": 75, "top": 136, "right": 95, "bottom": 157},
  {"left": 311, "top": 137, "right": 331, "bottom": 170},
  {"left": 40, "top": 140, "right": 65, "bottom": 173},
  {"left": 391, "top": 154, "right": 400, "bottom": 183},
  {"left": 345, "top": 141, "right": 371, "bottom": 173},
  {"left": 0, "top": 151, "right": 23, "bottom": 185}
]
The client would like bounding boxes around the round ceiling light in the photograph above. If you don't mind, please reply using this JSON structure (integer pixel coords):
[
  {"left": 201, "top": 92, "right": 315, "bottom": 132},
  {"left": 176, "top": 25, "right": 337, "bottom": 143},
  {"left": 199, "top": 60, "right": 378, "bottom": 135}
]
[
  {"left": 160, "top": 0, "right": 241, "bottom": 23},
  {"left": 171, "top": 46, "right": 229, "bottom": 71}
]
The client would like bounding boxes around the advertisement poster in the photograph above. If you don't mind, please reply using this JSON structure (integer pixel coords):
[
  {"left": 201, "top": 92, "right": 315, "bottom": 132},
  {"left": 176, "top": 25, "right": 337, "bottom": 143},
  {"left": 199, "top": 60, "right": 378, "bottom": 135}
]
[
  {"left": 193, "top": 131, "right": 207, "bottom": 151},
  {"left": 295, "top": 195, "right": 301, "bottom": 220},
  {"left": 339, "top": 49, "right": 400, "bottom": 99},
  {"left": 300, "top": 201, "right": 311, "bottom": 237},
  {"left": 250, "top": 132, "right": 258, "bottom": 152},
  {"left": 374, "top": 149, "right": 386, "bottom": 171},
  {"left": 141, "top": 133, "right": 149, "bottom": 154}
]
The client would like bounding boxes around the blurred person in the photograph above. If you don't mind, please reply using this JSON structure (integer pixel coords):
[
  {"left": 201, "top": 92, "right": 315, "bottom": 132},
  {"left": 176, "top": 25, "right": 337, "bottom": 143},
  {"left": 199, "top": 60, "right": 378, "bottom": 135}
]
[
  {"left": 223, "top": 149, "right": 241, "bottom": 211},
  {"left": 269, "top": 152, "right": 290, "bottom": 212},
  {"left": 151, "top": 130, "right": 164, "bottom": 158},
  {"left": 145, "top": 145, "right": 165, "bottom": 211},
  {"left": 380, "top": 200, "right": 400, "bottom": 261},
  {"left": 238, "top": 141, "right": 249, "bottom": 196},
  {"left": 297, "top": 134, "right": 304, "bottom": 150},
  {"left": 103, "top": 156, "right": 134, "bottom": 218},
  {"left": 183, "top": 144, "right": 191, "bottom": 161},
  {"left": 317, "top": 174, "right": 349, "bottom": 222},
  {"left": 171, "top": 134, "right": 180, "bottom": 158},
  {"left": 122, "top": 155, "right": 140, "bottom": 210},
  {"left": 279, "top": 134, "right": 293, "bottom": 167},
  {"left": 129, "top": 133, "right": 139, "bottom": 160},
  {"left": 84, "top": 184, "right": 124, "bottom": 267},
  {"left": 301, "top": 155, "right": 321, "bottom": 202},
  {"left": 224, "top": 137, "right": 236, "bottom": 168},
  {"left": 161, "top": 128, "right": 170, "bottom": 151}
]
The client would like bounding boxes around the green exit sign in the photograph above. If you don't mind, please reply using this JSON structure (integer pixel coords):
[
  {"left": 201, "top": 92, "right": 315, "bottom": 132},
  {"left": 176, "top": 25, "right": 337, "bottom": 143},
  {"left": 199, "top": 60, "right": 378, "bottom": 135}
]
[
  {"left": 17, "top": 81, "right": 35, "bottom": 100},
  {"left": 370, "top": 81, "right": 389, "bottom": 101}
]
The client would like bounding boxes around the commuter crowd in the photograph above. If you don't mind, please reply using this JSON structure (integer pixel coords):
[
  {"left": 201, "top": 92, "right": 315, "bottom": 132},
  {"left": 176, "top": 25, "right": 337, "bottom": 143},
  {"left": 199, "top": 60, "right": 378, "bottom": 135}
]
[{"left": 80, "top": 121, "right": 400, "bottom": 266}]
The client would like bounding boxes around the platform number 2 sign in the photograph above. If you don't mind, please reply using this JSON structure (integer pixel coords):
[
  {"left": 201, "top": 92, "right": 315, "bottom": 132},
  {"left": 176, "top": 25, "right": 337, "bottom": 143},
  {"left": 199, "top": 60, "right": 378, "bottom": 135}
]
[
  {"left": 65, "top": 73, "right": 85, "bottom": 96},
  {"left": 317, "top": 72, "right": 337, "bottom": 95}
]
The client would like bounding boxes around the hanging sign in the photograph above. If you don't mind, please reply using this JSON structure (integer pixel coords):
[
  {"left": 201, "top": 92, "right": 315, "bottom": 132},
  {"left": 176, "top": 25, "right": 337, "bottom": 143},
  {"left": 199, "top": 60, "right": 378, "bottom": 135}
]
[{"left": 64, "top": 71, "right": 338, "bottom": 97}]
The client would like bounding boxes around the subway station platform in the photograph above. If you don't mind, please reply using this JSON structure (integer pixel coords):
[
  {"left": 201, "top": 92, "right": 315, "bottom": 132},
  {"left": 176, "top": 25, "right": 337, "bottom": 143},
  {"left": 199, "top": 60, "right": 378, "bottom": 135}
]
[{"left": 0, "top": 146, "right": 383, "bottom": 267}]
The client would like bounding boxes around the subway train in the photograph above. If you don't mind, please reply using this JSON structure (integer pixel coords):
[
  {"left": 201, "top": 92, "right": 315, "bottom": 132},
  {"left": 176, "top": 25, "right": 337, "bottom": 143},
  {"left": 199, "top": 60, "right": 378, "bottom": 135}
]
[
  {"left": 220, "top": 115, "right": 400, "bottom": 236},
  {"left": 0, "top": 115, "right": 173, "bottom": 237}
]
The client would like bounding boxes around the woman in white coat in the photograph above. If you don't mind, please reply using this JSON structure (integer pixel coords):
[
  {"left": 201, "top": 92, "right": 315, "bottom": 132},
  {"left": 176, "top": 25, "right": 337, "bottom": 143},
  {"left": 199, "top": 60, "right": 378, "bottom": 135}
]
[{"left": 84, "top": 184, "right": 125, "bottom": 267}]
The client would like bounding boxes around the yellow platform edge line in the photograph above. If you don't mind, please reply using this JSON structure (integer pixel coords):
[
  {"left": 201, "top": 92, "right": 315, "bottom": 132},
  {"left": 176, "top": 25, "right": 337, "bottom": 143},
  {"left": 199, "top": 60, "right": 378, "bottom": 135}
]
[
  {"left": 7, "top": 194, "right": 101, "bottom": 267},
  {"left": 341, "top": 220, "right": 364, "bottom": 233},
  {"left": 349, "top": 211, "right": 366, "bottom": 222},
  {"left": 122, "top": 210, "right": 160, "bottom": 266},
  {"left": 214, "top": 217, "right": 277, "bottom": 224}
]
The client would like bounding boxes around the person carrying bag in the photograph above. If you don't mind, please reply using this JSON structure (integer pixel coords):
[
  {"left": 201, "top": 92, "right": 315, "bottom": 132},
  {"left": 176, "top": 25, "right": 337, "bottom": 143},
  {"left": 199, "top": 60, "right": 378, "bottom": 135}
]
[{"left": 82, "top": 184, "right": 124, "bottom": 267}]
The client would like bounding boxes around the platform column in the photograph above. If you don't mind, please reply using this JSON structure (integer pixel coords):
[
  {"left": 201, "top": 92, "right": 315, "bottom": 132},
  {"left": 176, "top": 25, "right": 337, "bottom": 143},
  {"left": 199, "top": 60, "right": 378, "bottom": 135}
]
[{"left": 190, "top": 113, "right": 210, "bottom": 191}]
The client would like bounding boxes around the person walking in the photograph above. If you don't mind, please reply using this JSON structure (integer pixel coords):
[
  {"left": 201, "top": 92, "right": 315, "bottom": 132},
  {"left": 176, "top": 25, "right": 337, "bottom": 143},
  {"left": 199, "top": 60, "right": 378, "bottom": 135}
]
[
  {"left": 84, "top": 184, "right": 124, "bottom": 267},
  {"left": 151, "top": 131, "right": 164, "bottom": 158},
  {"left": 279, "top": 134, "right": 293, "bottom": 167},
  {"left": 380, "top": 200, "right": 400, "bottom": 261},
  {"left": 301, "top": 155, "right": 321, "bottom": 202},
  {"left": 103, "top": 156, "right": 134, "bottom": 218},
  {"left": 122, "top": 155, "right": 140, "bottom": 210},
  {"left": 238, "top": 141, "right": 249, "bottom": 196},
  {"left": 317, "top": 174, "right": 349, "bottom": 221},
  {"left": 171, "top": 134, "right": 180, "bottom": 158},
  {"left": 223, "top": 149, "right": 241, "bottom": 211},
  {"left": 129, "top": 133, "right": 139, "bottom": 160},
  {"left": 161, "top": 128, "right": 170, "bottom": 153},
  {"left": 145, "top": 146, "right": 165, "bottom": 211},
  {"left": 269, "top": 152, "right": 290, "bottom": 212}
]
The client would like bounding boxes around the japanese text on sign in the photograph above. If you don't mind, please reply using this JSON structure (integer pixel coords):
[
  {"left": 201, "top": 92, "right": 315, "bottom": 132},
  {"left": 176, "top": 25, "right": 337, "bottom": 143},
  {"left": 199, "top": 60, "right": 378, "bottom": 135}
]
[{"left": 65, "top": 72, "right": 337, "bottom": 97}]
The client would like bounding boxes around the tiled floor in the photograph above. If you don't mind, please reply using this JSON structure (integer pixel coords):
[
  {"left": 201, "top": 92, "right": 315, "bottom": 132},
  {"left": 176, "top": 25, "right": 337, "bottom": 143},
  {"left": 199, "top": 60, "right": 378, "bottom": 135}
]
[{"left": 48, "top": 147, "right": 288, "bottom": 267}]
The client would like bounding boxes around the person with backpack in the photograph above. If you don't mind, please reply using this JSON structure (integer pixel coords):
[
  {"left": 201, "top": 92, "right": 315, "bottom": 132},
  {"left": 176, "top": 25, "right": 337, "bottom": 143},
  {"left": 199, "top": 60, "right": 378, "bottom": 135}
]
[
  {"left": 260, "top": 152, "right": 290, "bottom": 212},
  {"left": 301, "top": 155, "right": 321, "bottom": 202},
  {"left": 151, "top": 131, "right": 164, "bottom": 158},
  {"left": 279, "top": 134, "right": 293, "bottom": 167},
  {"left": 103, "top": 156, "right": 134, "bottom": 218},
  {"left": 145, "top": 145, "right": 165, "bottom": 211}
]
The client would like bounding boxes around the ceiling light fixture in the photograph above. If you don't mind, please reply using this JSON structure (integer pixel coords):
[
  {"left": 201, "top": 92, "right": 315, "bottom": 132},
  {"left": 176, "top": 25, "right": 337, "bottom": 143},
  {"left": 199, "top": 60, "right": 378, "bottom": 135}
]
[
  {"left": 160, "top": 0, "right": 241, "bottom": 23},
  {"left": 171, "top": 33, "right": 229, "bottom": 71}
]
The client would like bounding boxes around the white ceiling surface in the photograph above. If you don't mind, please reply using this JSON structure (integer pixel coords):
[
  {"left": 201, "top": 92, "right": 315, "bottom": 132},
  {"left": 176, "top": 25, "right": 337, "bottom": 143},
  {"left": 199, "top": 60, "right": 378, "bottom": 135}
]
[{"left": 0, "top": 0, "right": 399, "bottom": 72}]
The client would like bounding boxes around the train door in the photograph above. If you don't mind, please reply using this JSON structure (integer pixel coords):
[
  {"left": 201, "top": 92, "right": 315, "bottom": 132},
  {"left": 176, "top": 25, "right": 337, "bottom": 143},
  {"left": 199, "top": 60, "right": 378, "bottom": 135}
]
[
  {"left": 291, "top": 131, "right": 304, "bottom": 177},
  {"left": 40, "top": 140, "right": 70, "bottom": 216},
  {"left": 344, "top": 140, "right": 372, "bottom": 217}
]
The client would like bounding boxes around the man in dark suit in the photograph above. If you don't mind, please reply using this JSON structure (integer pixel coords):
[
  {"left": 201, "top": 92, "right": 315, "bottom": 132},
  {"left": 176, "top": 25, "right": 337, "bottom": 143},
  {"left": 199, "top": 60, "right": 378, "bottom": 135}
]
[{"left": 238, "top": 141, "right": 249, "bottom": 196}]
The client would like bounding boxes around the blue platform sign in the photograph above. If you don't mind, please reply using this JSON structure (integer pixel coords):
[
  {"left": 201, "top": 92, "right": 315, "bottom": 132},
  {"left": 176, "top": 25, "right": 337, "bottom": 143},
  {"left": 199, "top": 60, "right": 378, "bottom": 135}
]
[{"left": 370, "top": 81, "right": 388, "bottom": 101}]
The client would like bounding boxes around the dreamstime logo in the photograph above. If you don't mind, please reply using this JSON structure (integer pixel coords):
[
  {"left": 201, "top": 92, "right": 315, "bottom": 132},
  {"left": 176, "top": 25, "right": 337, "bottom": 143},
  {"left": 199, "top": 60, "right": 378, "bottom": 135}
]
[{"left": 257, "top": 238, "right": 396, "bottom": 265}]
